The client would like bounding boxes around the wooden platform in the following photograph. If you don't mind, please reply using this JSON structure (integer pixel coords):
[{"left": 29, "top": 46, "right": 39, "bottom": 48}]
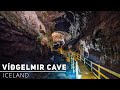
[{"left": 78, "top": 61, "right": 97, "bottom": 79}]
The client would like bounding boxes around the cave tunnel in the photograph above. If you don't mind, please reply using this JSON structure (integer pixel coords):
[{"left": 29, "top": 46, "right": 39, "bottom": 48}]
[{"left": 0, "top": 11, "right": 120, "bottom": 79}]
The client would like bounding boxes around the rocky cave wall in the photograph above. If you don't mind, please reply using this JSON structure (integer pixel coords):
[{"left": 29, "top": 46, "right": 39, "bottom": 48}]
[
  {"left": 0, "top": 17, "right": 50, "bottom": 64},
  {"left": 0, "top": 11, "right": 120, "bottom": 78},
  {"left": 0, "top": 11, "right": 59, "bottom": 64},
  {"left": 82, "top": 11, "right": 120, "bottom": 73},
  {"left": 0, "top": 11, "right": 64, "bottom": 79}
]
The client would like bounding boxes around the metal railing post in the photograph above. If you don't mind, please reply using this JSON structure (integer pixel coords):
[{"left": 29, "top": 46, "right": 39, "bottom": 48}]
[
  {"left": 73, "top": 57, "right": 75, "bottom": 73},
  {"left": 84, "top": 58, "right": 85, "bottom": 64},
  {"left": 76, "top": 61, "right": 77, "bottom": 78},
  {"left": 76, "top": 61, "right": 82, "bottom": 79},
  {"left": 91, "top": 61, "right": 92, "bottom": 71},
  {"left": 98, "top": 65, "right": 100, "bottom": 79},
  {"left": 56, "top": 48, "right": 120, "bottom": 79},
  {"left": 70, "top": 56, "right": 72, "bottom": 70}
]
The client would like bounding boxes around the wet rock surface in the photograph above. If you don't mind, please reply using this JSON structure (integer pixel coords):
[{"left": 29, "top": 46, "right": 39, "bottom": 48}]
[
  {"left": 0, "top": 11, "right": 120, "bottom": 79},
  {"left": 81, "top": 11, "right": 120, "bottom": 73}
]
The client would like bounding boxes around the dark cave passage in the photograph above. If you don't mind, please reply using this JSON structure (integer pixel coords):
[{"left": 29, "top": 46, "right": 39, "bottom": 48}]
[{"left": 0, "top": 11, "right": 120, "bottom": 79}]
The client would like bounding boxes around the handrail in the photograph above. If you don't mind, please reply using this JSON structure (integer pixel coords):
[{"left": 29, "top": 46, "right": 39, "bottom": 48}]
[
  {"left": 81, "top": 56, "right": 120, "bottom": 79},
  {"left": 57, "top": 48, "right": 120, "bottom": 79},
  {"left": 58, "top": 48, "right": 82, "bottom": 79},
  {"left": 92, "top": 62, "right": 120, "bottom": 78}
]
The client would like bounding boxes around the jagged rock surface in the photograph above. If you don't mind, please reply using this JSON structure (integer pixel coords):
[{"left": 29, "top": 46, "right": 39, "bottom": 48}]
[{"left": 0, "top": 11, "right": 120, "bottom": 79}]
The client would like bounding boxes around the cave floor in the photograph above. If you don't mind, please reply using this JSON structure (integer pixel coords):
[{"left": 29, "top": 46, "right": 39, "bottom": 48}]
[{"left": 78, "top": 61, "right": 97, "bottom": 79}]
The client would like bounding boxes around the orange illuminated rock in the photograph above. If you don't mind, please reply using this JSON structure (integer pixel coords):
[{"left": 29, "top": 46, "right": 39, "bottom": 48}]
[
  {"left": 41, "top": 36, "right": 48, "bottom": 46},
  {"left": 51, "top": 32, "right": 64, "bottom": 42}
]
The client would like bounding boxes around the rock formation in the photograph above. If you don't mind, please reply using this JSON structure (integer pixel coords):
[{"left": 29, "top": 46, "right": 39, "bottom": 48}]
[{"left": 0, "top": 11, "right": 120, "bottom": 79}]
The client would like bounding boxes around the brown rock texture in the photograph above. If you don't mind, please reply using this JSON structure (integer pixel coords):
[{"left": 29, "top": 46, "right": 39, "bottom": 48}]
[
  {"left": 0, "top": 11, "right": 64, "bottom": 79},
  {"left": 0, "top": 11, "right": 120, "bottom": 78},
  {"left": 0, "top": 11, "right": 46, "bottom": 36},
  {"left": 82, "top": 11, "right": 120, "bottom": 73}
]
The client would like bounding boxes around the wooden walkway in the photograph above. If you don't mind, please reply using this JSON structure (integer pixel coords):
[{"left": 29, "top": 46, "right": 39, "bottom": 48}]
[{"left": 78, "top": 61, "right": 97, "bottom": 79}]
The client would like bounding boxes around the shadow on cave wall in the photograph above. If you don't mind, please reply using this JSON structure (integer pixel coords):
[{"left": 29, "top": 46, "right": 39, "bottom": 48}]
[{"left": 0, "top": 17, "right": 53, "bottom": 79}]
